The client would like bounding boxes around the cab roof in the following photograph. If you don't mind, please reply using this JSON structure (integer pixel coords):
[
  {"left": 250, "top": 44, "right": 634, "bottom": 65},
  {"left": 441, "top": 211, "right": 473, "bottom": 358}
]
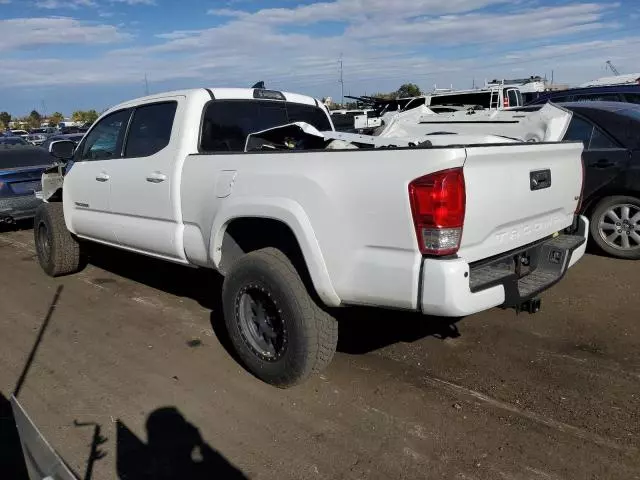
[{"left": 112, "top": 88, "right": 319, "bottom": 111}]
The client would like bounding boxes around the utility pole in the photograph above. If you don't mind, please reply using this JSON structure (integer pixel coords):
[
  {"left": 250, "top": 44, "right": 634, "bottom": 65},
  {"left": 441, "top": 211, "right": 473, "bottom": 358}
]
[
  {"left": 144, "top": 73, "right": 150, "bottom": 96},
  {"left": 338, "top": 54, "right": 344, "bottom": 107}
]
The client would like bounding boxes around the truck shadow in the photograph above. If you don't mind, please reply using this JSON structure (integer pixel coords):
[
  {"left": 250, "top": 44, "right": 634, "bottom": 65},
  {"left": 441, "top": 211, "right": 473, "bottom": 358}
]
[{"left": 87, "top": 245, "right": 461, "bottom": 356}]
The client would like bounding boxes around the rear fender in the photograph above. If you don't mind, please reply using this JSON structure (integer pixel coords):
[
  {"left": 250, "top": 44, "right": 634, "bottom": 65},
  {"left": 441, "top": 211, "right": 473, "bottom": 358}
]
[{"left": 210, "top": 197, "right": 341, "bottom": 307}]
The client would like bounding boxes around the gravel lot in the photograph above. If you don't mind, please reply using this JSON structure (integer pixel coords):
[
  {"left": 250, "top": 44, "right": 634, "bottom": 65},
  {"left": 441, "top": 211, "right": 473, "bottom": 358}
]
[{"left": 1, "top": 226, "right": 638, "bottom": 479}]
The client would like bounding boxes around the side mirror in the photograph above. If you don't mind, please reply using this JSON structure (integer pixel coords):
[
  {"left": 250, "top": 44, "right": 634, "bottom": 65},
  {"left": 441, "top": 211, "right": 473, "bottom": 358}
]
[{"left": 49, "top": 140, "right": 76, "bottom": 160}]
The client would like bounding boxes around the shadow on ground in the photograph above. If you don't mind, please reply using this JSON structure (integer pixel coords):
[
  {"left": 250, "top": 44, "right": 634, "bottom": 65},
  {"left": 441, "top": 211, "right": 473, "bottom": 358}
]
[
  {"left": 116, "top": 407, "right": 247, "bottom": 480},
  {"left": 87, "top": 245, "right": 461, "bottom": 356}
]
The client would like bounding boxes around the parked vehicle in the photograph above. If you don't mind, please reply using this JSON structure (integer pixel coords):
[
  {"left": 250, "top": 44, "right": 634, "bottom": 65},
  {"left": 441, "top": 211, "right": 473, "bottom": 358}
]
[
  {"left": 486, "top": 76, "right": 548, "bottom": 104},
  {"left": 428, "top": 85, "right": 524, "bottom": 110},
  {"left": 25, "top": 134, "right": 47, "bottom": 146},
  {"left": 35, "top": 87, "right": 587, "bottom": 386},
  {"left": 8, "top": 129, "right": 29, "bottom": 138},
  {"left": 0, "top": 136, "right": 30, "bottom": 146},
  {"left": 555, "top": 102, "right": 640, "bottom": 259},
  {"left": 526, "top": 84, "right": 640, "bottom": 106},
  {"left": 330, "top": 109, "right": 382, "bottom": 132},
  {"left": 0, "top": 145, "right": 52, "bottom": 224}
]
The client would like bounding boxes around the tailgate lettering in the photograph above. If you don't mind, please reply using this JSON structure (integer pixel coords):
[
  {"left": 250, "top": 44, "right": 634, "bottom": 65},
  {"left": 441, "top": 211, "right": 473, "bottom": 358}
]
[{"left": 495, "top": 216, "right": 565, "bottom": 244}]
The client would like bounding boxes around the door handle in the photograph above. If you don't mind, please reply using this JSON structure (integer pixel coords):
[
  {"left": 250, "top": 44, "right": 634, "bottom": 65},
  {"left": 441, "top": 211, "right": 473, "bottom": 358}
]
[
  {"left": 146, "top": 172, "right": 167, "bottom": 183},
  {"left": 95, "top": 173, "right": 110, "bottom": 182},
  {"left": 593, "top": 159, "right": 615, "bottom": 169}
]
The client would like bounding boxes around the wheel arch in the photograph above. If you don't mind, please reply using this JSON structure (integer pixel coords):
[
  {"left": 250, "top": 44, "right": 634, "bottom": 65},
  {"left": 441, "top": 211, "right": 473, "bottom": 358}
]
[
  {"left": 210, "top": 200, "right": 341, "bottom": 307},
  {"left": 582, "top": 188, "right": 640, "bottom": 218}
]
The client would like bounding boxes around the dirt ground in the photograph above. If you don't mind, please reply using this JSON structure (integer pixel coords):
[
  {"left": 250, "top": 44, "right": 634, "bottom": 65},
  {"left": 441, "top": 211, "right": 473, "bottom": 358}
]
[{"left": 0, "top": 225, "right": 638, "bottom": 480}]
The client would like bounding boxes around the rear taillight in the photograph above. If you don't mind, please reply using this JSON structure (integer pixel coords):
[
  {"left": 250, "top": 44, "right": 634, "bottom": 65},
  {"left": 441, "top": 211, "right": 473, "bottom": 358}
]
[
  {"left": 409, "top": 168, "right": 466, "bottom": 256},
  {"left": 576, "top": 155, "right": 585, "bottom": 213}
]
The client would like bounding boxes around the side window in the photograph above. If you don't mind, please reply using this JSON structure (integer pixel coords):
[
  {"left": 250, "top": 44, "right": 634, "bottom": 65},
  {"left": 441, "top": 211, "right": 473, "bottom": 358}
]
[
  {"left": 507, "top": 89, "right": 519, "bottom": 107},
  {"left": 125, "top": 102, "right": 177, "bottom": 157},
  {"left": 564, "top": 116, "right": 594, "bottom": 148},
  {"left": 589, "top": 126, "right": 619, "bottom": 149},
  {"left": 78, "top": 109, "right": 130, "bottom": 161},
  {"left": 200, "top": 100, "right": 288, "bottom": 152}
]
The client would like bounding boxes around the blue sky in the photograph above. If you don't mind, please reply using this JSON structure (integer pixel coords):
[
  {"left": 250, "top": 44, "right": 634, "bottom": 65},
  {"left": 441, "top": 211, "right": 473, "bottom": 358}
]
[{"left": 0, "top": 0, "right": 638, "bottom": 116}]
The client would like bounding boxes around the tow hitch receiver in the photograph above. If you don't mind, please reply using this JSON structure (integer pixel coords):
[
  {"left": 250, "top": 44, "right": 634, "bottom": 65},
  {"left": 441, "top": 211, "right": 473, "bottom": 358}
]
[{"left": 517, "top": 298, "right": 542, "bottom": 314}]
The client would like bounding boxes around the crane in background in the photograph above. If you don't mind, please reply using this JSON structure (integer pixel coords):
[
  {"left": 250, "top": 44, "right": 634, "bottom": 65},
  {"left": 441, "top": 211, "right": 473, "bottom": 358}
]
[{"left": 606, "top": 60, "right": 621, "bottom": 76}]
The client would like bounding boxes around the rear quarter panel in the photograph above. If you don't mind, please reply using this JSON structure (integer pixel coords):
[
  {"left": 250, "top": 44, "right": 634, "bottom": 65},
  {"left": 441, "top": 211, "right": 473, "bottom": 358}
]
[{"left": 180, "top": 147, "right": 466, "bottom": 309}]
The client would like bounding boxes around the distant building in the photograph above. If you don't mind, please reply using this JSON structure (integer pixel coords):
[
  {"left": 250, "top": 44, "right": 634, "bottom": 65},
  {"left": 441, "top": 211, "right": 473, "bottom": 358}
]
[{"left": 580, "top": 73, "right": 640, "bottom": 87}]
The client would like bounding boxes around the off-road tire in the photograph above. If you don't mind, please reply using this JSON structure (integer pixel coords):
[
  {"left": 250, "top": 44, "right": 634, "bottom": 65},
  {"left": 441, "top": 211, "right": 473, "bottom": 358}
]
[
  {"left": 589, "top": 195, "right": 640, "bottom": 260},
  {"left": 222, "top": 247, "right": 338, "bottom": 387},
  {"left": 34, "top": 203, "right": 85, "bottom": 277}
]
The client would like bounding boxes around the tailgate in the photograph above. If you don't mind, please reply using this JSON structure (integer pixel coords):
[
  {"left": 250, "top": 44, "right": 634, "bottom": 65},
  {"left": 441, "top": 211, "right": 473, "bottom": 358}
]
[{"left": 460, "top": 142, "right": 583, "bottom": 263}]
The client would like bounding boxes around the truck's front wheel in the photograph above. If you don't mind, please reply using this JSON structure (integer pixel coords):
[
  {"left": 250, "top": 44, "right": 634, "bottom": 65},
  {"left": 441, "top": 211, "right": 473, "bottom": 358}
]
[
  {"left": 34, "top": 203, "right": 85, "bottom": 277},
  {"left": 222, "top": 248, "right": 338, "bottom": 387}
]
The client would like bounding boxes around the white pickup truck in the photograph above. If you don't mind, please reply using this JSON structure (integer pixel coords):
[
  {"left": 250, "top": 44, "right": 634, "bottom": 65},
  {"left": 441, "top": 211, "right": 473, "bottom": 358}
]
[{"left": 35, "top": 87, "right": 588, "bottom": 387}]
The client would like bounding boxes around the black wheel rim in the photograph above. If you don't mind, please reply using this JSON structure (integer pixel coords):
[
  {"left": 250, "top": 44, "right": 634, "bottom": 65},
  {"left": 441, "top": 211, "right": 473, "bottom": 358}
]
[
  {"left": 37, "top": 222, "right": 51, "bottom": 262},
  {"left": 236, "top": 285, "right": 287, "bottom": 362}
]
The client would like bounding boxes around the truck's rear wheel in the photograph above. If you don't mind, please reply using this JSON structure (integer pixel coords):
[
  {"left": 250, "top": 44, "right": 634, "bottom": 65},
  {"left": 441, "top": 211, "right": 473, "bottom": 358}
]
[
  {"left": 34, "top": 203, "right": 85, "bottom": 277},
  {"left": 222, "top": 248, "right": 338, "bottom": 387}
]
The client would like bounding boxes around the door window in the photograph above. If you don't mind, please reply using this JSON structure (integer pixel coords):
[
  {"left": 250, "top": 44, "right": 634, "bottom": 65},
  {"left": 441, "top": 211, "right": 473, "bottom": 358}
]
[
  {"left": 124, "top": 102, "right": 178, "bottom": 157},
  {"left": 564, "top": 117, "right": 594, "bottom": 148},
  {"left": 78, "top": 109, "right": 130, "bottom": 161}
]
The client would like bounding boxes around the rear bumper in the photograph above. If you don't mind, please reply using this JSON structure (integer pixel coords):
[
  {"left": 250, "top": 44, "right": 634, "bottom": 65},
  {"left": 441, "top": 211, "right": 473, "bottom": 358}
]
[
  {"left": 0, "top": 195, "right": 42, "bottom": 221},
  {"left": 420, "top": 215, "right": 588, "bottom": 317}
]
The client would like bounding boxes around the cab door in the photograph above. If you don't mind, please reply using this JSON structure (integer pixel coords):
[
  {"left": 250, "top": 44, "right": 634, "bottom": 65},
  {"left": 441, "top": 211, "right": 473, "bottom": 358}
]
[
  {"left": 106, "top": 98, "right": 184, "bottom": 260},
  {"left": 64, "top": 108, "right": 132, "bottom": 244},
  {"left": 563, "top": 114, "right": 629, "bottom": 200}
]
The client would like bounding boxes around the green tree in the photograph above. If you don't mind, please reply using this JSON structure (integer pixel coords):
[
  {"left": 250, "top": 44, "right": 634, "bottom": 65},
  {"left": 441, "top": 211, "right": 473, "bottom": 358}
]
[
  {"left": 84, "top": 109, "right": 99, "bottom": 124},
  {"left": 49, "top": 112, "right": 64, "bottom": 127},
  {"left": 71, "top": 109, "right": 100, "bottom": 124},
  {"left": 71, "top": 110, "right": 84, "bottom": 123},
  {"left": 28, "top": 110, "right": 42, "bottom": 129},
  {"left": 0, "top": 111, "right": 11, "bottom": 130},
  {"left": 395, "top": 83, "right": 422, "bottom": 98}
]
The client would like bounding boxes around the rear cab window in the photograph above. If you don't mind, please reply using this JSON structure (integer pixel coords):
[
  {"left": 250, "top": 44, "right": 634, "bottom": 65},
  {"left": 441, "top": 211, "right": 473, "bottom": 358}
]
[
  {"left": 200, "top": 99, "right": 332, "bottom": 152},
  {"left": 124, "top": 101, "right": 178, "bottom": 158}
]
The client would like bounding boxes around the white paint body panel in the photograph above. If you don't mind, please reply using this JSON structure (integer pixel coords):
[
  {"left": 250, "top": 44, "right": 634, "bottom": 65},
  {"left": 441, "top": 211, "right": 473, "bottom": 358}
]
[{"left": 60, "top": 88, "right": 586, "bottom": 316}]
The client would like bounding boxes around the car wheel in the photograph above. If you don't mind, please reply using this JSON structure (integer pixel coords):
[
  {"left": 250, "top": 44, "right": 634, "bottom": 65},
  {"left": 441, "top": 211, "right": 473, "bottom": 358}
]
[
  {"left": 222, "top": 247, "right": 338, "bottom": 387},
  {"left": 34, "top": 203, "right": 86, "bottom": 276},
  {"left": 589, "top": 195, "right": 640, "bottom": 260}
]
